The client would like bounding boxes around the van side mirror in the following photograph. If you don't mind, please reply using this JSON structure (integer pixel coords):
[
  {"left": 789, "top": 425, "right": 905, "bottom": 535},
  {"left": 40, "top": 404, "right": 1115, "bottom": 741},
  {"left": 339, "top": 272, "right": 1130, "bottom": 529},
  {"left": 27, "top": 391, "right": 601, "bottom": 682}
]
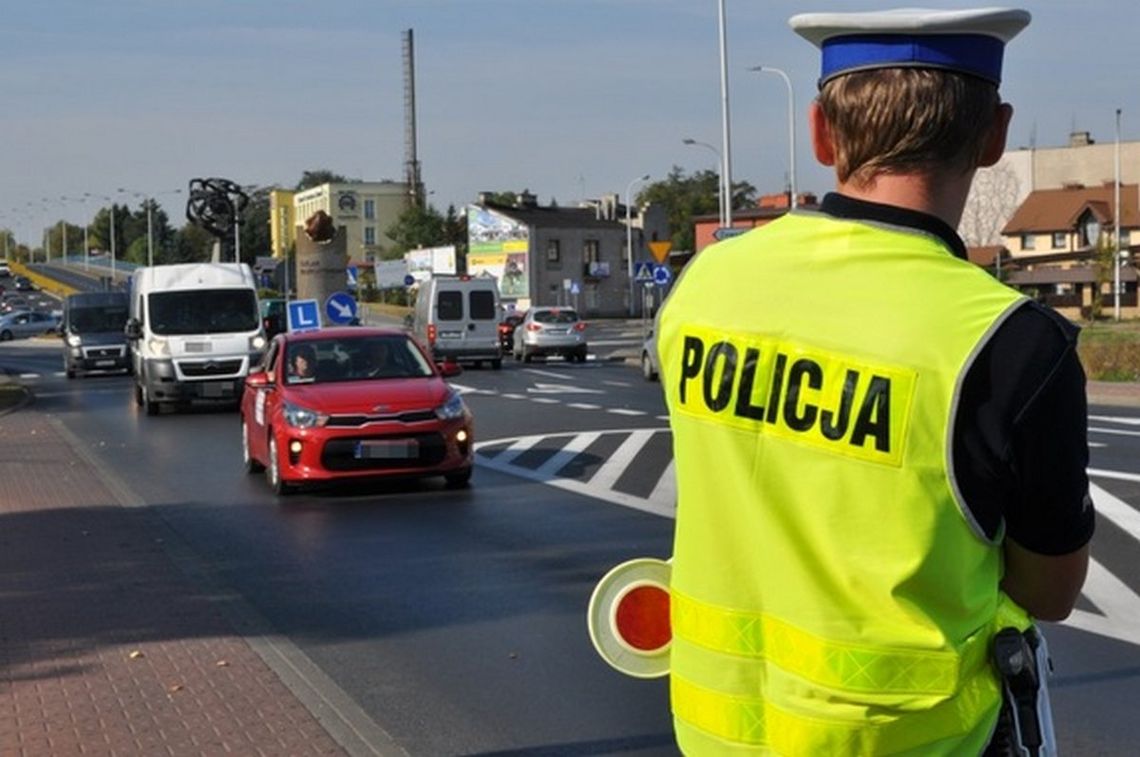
[{"left": 124, "top": 318, "right": 142, "bottom": 340}]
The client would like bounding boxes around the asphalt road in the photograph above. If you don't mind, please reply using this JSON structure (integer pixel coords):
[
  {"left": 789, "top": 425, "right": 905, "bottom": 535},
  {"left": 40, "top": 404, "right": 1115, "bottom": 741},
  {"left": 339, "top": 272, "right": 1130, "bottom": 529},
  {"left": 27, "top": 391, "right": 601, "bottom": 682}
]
[{"left": 2, "top": 330, "right": 1139, "bottom": 755}]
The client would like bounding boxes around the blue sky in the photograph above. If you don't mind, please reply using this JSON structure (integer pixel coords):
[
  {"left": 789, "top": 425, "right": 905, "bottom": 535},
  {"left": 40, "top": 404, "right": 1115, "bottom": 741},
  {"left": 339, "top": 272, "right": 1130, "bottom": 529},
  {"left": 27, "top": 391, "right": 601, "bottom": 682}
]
[{"left": 3, "top": 1, "right": 1137, "bottom": 246}]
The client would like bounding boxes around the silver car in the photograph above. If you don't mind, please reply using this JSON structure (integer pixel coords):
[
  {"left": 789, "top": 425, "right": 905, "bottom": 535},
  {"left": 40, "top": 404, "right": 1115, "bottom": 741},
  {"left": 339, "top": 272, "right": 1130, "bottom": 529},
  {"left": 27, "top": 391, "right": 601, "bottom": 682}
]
[
  {"left": 641, "top": 328, "right": 659, "bottom": 381},
  {"left": 512, "top": 307, "right": 588, "bottom": 363},
  {"left": 0, "top": 310, "right": 60, "bottom": 341}
]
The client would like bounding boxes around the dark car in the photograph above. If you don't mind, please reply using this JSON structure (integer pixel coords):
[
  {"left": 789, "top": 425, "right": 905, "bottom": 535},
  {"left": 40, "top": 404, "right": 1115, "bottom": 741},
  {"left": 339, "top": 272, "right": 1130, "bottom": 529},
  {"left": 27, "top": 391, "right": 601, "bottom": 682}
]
[
  {"left": 12, "top": 276, "right": 35, "bottom": 292},
  {"left": 497, "top": 311, "right": 525, "bottom": 353},
  {"left": 240, "top": 327, "right": 474, "bottom": 495}
]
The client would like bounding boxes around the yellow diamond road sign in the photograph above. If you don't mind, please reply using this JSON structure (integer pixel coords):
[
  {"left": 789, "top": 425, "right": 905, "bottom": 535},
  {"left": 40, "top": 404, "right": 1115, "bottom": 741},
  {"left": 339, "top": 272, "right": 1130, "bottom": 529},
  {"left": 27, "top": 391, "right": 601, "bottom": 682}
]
[{"left": 648, "top": 241, "right": 672, "bottom": 264}]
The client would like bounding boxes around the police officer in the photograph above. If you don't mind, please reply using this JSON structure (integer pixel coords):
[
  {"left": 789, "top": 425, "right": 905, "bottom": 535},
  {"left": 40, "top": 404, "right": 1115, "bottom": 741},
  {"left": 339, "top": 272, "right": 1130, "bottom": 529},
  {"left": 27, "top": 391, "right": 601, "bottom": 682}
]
[{"left": 657, "top": 8, "right": 1092, "bottom": 755}]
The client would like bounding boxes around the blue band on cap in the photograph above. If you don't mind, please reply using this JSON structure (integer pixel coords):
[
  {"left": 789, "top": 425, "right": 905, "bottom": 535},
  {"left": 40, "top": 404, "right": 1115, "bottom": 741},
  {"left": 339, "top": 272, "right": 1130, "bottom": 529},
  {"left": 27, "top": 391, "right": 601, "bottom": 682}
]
[{"left": 821, "top": 33, "right": 1005, "bottom": 84}]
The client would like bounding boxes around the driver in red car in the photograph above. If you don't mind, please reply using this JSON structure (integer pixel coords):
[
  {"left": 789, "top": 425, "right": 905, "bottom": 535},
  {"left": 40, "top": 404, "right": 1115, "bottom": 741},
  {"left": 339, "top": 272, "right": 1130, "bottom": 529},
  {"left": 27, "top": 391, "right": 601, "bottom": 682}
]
[{"left": 288, "top": 344, "right": 316, "bottom": 381}]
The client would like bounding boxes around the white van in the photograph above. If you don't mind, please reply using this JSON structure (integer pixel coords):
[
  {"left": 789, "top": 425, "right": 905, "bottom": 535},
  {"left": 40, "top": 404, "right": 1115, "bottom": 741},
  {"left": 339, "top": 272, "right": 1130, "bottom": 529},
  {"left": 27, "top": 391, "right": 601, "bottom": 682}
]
[
  {"left": 413, "top": 274, "right": 502, "bottom": 369},
  {"left": 126, "top": 263, "right": 266, "bottom": 415}
]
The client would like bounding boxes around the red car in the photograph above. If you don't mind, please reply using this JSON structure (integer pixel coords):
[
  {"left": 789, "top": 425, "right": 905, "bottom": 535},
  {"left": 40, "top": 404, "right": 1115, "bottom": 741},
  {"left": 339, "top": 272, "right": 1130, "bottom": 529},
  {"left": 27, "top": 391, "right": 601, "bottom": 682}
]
[{"left": 240, "top": 327, "right": 473, "bottom": 495}]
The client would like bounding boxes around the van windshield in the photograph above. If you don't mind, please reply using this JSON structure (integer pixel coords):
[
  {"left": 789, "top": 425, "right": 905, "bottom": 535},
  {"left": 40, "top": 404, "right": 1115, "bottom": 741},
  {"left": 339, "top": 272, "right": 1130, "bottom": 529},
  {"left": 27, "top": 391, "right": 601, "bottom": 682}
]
[
  {"left": 148, "top": 289, "right": 258, "bottom": 335},
  {"left": 69, "top": 305, "right": 128, "bottom": 334}
]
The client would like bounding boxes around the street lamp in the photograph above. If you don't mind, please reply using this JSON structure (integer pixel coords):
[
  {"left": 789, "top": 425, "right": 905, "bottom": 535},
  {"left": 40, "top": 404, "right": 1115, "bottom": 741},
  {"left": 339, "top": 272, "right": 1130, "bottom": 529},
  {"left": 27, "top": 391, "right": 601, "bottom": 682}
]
[
  {"left": 1114, "top": 108, "right": 1123, "bottom": 321},
  {"left": 626, "top": 173, "right": 651, "bottom": 317},
  {"left": 717, "top": 0, "right": 733, "bottom": 226},
  {"left": 750, "top": 65, "right": 798, "bottom": 209},
  {"left": 683, "top": 138, "right": 725, "bottom": 226},
  {"left": 89, "top": 194, "right": 118, "bottom": 282}
]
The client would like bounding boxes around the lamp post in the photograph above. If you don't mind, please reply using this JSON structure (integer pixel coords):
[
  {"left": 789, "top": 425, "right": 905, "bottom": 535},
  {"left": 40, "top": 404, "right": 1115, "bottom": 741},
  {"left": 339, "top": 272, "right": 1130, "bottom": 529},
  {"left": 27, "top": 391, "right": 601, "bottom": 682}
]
[
  {"left": 750, "top": 65, "right": 798, "bottom": 209},
  {"left": 717, "top": 0, "right": 733, "bottom": 226},
  {"left": 626, "top": 173, "right": 651, "bottom": 317},
  {"left": 683, "top": 138, "right": 725, "bottom": 226},
  {"left": 1114, "top": 108, "right": 1122, "bottom": 322}
]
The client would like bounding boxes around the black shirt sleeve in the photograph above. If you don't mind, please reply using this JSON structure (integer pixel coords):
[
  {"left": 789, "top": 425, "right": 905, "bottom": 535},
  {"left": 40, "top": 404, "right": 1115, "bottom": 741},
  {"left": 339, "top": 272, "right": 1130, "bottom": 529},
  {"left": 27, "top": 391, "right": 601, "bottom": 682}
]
[{"left": 953, "top": 301, "right": 1095, "bottom": 555}]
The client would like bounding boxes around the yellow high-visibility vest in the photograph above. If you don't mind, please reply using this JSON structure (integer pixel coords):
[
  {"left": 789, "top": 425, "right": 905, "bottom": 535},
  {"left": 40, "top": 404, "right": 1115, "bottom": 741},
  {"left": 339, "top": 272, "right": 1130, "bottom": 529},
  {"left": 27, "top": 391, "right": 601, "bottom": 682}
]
[{"left": 658, "top": 212, "right": 1032, "bottom": 755}]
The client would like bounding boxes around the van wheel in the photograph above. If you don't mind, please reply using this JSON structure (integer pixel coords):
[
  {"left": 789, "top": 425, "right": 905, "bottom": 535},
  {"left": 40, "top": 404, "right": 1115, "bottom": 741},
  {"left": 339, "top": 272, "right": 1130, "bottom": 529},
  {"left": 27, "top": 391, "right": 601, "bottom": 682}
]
[
  {"left": 134, "top": 381, "right": 144, "bottom": 406},
  {"left": 491, "top": 358, "right": 502, "bottom": 370},
  {"left": 143, "top": 386, "right": 160, "bottom": 416},
  {"left": 266, "top": 435, "right": 294, "bottom": 495},
  {"left": 0, "top": 330, "right": 12, "bottom": 341}
]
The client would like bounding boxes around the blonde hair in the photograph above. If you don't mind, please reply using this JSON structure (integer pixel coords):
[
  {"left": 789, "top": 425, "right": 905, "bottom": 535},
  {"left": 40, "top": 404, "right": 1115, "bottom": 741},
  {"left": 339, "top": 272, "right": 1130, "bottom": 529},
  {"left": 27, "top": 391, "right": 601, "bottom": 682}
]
[{"left": 817, "top": 68, "right": 1000, "bottom": 186}]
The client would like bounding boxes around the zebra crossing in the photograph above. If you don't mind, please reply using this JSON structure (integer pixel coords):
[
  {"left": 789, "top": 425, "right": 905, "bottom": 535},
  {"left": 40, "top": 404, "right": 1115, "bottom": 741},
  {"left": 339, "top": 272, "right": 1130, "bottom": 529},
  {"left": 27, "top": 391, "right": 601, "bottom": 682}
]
[{"left": 475, "top": 427, "right": 676, "bottom": 518}]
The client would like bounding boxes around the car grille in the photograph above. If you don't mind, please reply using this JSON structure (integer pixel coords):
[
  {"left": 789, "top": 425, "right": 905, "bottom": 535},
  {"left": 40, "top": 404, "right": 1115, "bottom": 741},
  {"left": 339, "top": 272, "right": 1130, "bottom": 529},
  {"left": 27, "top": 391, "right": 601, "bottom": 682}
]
[
  {"left": 324, "top": 409, "right": 438, "bottom": 427},
  {"left": 179, "top": 359, "right": 243, "bottom": 377},
  {"left": 83, "top": 346, "right": 125, "bottom": 359},
  {"left": 321, "top": 432, "right": 447, "bottom": 471}
]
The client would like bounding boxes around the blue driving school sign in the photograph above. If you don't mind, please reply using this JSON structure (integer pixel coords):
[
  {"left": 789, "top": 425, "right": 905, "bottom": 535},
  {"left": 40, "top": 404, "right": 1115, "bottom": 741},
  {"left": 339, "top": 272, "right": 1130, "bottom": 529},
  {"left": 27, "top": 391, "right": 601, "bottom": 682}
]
[
  {"left": 287, "top": 299, "right": 321, "bottom": 333},
  {"left": 325, "top": 291, "right": 358, "bottom": 325}
]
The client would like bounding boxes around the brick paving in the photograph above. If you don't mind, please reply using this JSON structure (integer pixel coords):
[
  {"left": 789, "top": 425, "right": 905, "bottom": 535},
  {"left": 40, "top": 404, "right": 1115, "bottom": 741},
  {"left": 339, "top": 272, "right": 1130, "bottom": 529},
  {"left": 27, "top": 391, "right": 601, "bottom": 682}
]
[{"left": 0, "top": 409, "right": 346, "bottom": 757}]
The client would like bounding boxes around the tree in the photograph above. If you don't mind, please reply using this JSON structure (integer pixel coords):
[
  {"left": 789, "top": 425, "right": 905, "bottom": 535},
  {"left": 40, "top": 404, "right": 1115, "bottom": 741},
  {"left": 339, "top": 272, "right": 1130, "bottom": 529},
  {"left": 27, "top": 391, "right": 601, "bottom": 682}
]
[
  {"left": 639, "top": 166, "right": 754, "bottom": 253},
  {"left": 1090, "top": 234, "right": 1116, "bottom": 321},
  {"left": 295, "top": 170, "right": 349, "bottom": 191},
  {"left": 170, "top": 223, "right": 216, "bottom": 264},
  {"left": 237, "top": 186, "right": 271, "bottom": 265},
  {"left": 385, "top": 204, "right": 446, "bottom": 258}
]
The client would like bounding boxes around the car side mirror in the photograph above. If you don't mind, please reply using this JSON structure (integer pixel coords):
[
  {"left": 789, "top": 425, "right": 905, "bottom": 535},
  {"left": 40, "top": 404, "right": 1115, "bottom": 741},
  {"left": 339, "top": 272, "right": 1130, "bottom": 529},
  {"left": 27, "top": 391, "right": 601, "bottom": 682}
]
[
  {"left": 245, "top": 371, "right": 273, "bottom": 389},
  {"left": 437, "top": 360, "right": 463, "bottom": 378},
  {"left": 124, "top": 318, "right": 142, "bottom": 340}
]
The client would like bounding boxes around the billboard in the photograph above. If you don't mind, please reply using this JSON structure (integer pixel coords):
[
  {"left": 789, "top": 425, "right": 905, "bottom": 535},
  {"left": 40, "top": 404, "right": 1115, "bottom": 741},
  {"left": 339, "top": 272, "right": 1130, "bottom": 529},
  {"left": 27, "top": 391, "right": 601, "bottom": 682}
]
[
  {"left": 467, "top": 205, "right": 529, "bottom": 298},
  {"left": 405, "top": 245, "right": 457, "bottom": 283}
]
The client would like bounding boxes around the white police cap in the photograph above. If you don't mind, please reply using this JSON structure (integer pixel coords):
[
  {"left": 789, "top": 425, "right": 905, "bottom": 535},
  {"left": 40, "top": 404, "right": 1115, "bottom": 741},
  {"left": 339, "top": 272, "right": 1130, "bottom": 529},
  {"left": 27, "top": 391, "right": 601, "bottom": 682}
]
[{"left": 790, "top": 7, "right": 1031, "bottom": 86}]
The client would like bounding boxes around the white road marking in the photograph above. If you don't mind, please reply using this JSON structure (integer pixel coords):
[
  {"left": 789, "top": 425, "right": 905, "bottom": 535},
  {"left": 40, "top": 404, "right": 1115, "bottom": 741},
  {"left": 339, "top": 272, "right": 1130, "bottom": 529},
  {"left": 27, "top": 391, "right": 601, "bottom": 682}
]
[
  {"left": 527, "top": 382, "right": 604, "bottom": 395},
  {"left": 1089, "top": 415, "right": 1140, "bottom": 426},
  {"left": 1088, "top": 426, "right": 1140, "bottom": 438},
  {"left": 607, "top": 408, "right": 645, "bottom": 416},
  {"left": 500, "top": 393, "right": 528, "bottom": 400},
  {"left": 566, "top": 402, "right": 600, "bottom": 410},
  {"left": 1063, "top": 559, "right": 1140, "bottom": 647},
  {"left": 531, "top": 398, "right": 560, "bottom": 404},
  {"left": 535, "top": 432, "right": 601, "bottom": 477},
  {"left": 588, "top": 430, "right": 655, "bottom": 491},
  {"left": 493, "top": 435, "right": 544, "bottom": 466},
  {"left": 1088, "top": 468, "right": 1140, "bottom": 484},
  {"left": 603, "top": 380, "right": 633, "bottom": 388},
  {"left": 1089, "top": 442, "right": 1107, "bottom": 448},
  {"left": 524, "top": 368, "right": 573, "bottom": 380},
  {"left": 647, "top": 459, "right": 676, "bottom": 511}
]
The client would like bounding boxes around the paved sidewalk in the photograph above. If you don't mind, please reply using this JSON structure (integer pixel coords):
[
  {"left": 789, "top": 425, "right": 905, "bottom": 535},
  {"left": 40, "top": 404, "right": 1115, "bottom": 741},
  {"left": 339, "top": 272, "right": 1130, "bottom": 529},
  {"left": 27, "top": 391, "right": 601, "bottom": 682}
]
[{"left": 0, "top": 408, "right": 347, "bottom": 756}]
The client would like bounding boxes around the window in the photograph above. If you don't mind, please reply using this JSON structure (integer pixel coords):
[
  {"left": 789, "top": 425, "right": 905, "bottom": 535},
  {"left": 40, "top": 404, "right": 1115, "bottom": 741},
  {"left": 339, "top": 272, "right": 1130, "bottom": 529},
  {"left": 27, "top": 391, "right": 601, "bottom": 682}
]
[
  {"left": 547, "top": 239, "right": 561, "bottom": 263},
  {"left": 364, "top": 199, "right": 376, "bottom": 220},
  {"left": 1052, "top": 232, "right": 1066, "bottom": 249},
  {"left": 364, "top": 226, "right": 376, "bottom": 245},
  {"left": 469, "top": 290, "right": 497, "bottom": 320},
  {"left": 1080, "top": 213, "right": 1101, "bottom": 247},
  {"left": 583, "top": 239, "right": 600, "bottom": 264},
  {"left": 1021, "top": 233, "right": 1036, "bottom": 251},
  {"left": 437, "top": 291, "right": 463, "bottom": 321}
]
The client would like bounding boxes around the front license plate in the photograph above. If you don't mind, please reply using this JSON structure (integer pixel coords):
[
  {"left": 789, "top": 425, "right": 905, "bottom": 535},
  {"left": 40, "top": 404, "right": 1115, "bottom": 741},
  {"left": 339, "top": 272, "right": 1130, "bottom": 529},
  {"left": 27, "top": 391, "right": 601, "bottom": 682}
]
[
  {"left": 355, "top": 440, "right": 419, "bottom": 459},
  {"left": 201, "top": 383, "right": 229, "bottom": 398}
]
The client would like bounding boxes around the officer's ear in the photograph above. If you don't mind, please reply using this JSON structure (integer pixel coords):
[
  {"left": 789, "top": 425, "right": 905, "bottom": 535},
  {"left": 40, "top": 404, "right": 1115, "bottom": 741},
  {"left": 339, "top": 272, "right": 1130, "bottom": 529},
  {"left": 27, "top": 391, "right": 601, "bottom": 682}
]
[
  {"left": 809, "top": 101, "right": 836, "bottom": 167},
  {"left": 978, "top": 102, "right": 1013, "bottom": 168}
]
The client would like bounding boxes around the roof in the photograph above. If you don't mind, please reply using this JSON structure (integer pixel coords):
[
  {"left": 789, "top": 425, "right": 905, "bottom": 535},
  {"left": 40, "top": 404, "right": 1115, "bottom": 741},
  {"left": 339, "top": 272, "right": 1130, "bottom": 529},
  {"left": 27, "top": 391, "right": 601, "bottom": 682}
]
[
  {"left": 1005, "top": 265, "right": 1139, "bottom": 285},
  {"left": 967, "top": 245, "right": 1004, "bottom": 267},
  {"left": 1002, "top": 184, "right": 1140, "bottom": 234},
  {"left": 482, "top": 203, "right": 626, "bottom": 231}
]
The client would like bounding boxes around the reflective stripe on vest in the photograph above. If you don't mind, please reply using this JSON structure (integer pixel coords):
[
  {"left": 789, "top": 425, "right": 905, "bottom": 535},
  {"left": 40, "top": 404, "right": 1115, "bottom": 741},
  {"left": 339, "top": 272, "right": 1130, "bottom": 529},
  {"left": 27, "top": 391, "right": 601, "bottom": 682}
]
[{"left": 671, "top": 588, "right": 991, "bottom": 696}]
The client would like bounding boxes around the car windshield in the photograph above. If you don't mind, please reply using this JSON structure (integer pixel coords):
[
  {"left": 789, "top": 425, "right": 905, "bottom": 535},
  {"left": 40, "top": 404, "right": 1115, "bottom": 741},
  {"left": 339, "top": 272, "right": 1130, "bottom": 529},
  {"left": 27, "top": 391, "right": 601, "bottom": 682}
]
[
  {"left": 69, "top": 306, "right": 128, "bottom": 334},
  {"left": 533, "top": 309, "right": 579, "bottom": 324},
  {"left": 285, "top": 335, "right": 434, "bottom": 385},
  {"left": 148, "top": 289, "right": 258, "bottom": 335}
]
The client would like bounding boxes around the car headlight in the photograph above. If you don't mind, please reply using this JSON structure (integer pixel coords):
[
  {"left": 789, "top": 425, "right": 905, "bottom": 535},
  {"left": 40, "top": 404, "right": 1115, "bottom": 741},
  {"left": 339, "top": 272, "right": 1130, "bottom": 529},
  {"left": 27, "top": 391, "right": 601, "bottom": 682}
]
[
  {"left": 66, "top": 334, "right": 82, "bottom": 347},
  {"left": 282, "top": 401, "right": 328, "bottom": 429},
  {"left": 435, "top": 390, "right": 468, "bottom": 420},
  {"left": 146, "top": 337, "right": 170, "bottom": 356},
  {"left": 250, "top": 334, "right": 267, "bottom": 351}
]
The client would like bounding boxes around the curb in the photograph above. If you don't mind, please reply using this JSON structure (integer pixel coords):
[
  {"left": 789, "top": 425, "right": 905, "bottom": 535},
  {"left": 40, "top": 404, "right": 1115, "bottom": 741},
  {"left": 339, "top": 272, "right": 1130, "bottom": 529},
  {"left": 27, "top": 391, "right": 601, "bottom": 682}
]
[{"left": 0, "top": 377, "right": 32, "bottom": 417}]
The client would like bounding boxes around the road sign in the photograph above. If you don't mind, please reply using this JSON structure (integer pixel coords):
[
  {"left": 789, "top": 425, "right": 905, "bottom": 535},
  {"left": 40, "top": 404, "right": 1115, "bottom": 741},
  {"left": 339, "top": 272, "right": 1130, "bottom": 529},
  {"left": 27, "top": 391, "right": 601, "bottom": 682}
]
[
  {"left": 634, "top": 261, "right": 654, "bottom": 282},
  {"left": 287, "top": 299, "right": 321, "bottom": 333},
  {"left": 712, "top": 227, "right": 748, "bottom": 241},
  {"left": 404, "top": 274, "right": 415, "bottom": 287},
  {"left": 570, "top": 281, "right": 581, "bottom": 295},
  {"left": 652, "top": 264, "right": 672, "bottom": 286},
  {"left": 648, "top": 240, "right": 673, "bottom": 264},
  {"left": 325, "top": 292, "right": 358, "bottom": 325},
  {"left": 346, "top": 265, "right": 358, "bottom": 288}
]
